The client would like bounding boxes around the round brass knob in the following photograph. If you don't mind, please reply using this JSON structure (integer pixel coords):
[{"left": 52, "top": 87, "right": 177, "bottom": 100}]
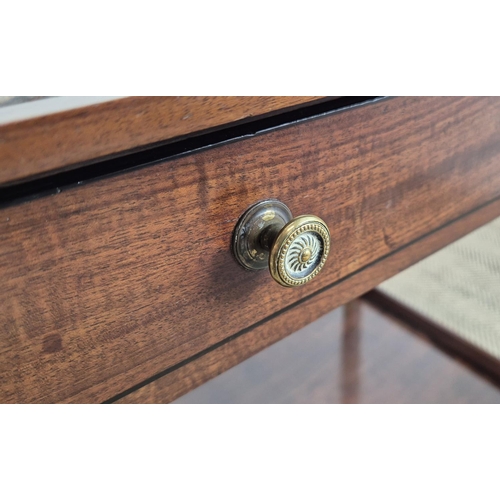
[{"left": 232, "top": 199, "right": 330, "bottom": 287}]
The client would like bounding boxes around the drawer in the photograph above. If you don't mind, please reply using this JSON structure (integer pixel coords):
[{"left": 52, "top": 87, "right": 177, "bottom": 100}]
[{"left": 2, "top": 96, "right": 500, "bottom": 403}]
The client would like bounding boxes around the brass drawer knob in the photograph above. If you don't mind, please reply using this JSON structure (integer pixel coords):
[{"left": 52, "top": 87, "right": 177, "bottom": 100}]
[{"left": 232, "top": 199, "right": 330, "bottom": 287}]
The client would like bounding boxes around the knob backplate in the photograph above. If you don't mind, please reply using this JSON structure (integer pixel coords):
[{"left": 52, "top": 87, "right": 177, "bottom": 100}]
[{"left": 232, "top": 199, "right": 292, "bottom": 271}]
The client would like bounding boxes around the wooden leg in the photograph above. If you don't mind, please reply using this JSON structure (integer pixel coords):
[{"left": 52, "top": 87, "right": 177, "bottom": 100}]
[{"left": 341, "top": 300, "right": 361, "bottom": 404}]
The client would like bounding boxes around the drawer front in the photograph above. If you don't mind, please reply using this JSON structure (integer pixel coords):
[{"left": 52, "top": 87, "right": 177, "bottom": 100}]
[{"left": 2, "top": 96, "right": 500, "bottom": 403}]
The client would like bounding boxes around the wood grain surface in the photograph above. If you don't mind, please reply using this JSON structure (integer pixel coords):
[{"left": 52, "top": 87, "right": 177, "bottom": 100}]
[
  {"left": 172, "top": 301, "right": 500, "bottom": 404},
  {"left": 0, "top": 96, "right": 325, "bottom": 185},
  {"left": 2, "top": 96, "right": 500, "bottom": 403},
  {"left": 116, "top": 197, "right": 500, "bottom": 403}
]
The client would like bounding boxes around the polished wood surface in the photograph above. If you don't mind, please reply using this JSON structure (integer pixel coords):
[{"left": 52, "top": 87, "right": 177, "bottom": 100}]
[
  {"left": 3, "top": 97, "right": 500, "bottom": 403},
  {"left": 116, "top": 197, "right": 500, "bottom": 403},
  {"left": 0, "top": 96, "right": 325, "bottom": 185},
  {"left": 173, "top": 301, "right": 500, "bottom": 404}
]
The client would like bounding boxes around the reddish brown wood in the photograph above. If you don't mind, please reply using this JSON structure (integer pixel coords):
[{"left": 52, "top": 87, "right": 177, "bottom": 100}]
[
  {"left": 342, "top": 301, "right": 361, "bottom": 403},
  {"left": 0, "top": 96, "right": 326, "bottom": 185},
  {"left": 172, "top": 301, "right": 500, "bottom": 404},
  {"left": 2, "top": 97, "right": 500, "bottom": 403},
  {"left": 116, "top": 196, "right": 500, "bottom": 404}
]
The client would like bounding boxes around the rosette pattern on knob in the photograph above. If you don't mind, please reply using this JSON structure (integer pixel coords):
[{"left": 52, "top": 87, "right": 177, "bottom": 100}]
[{"left": 285, "top": 231, "right": 322, "bottom": 276}]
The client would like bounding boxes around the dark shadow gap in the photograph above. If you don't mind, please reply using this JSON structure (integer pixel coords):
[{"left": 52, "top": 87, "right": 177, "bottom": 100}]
[{"left": 0, "top": 97, "right": 383, "bottom": 208}]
